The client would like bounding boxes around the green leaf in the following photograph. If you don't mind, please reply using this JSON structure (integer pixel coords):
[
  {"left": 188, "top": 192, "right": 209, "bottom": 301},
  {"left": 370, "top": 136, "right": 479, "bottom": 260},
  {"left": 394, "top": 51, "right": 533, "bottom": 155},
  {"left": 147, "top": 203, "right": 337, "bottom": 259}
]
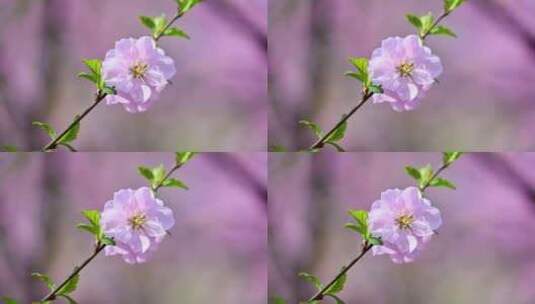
[
  {"left": 299, "top": 120, "right": 323, "bottom": 139},
  {"left": 1, "top": 145, "right": 18, "bottom": 152},
  {"left": 418, "top": 164, "right": 434, "bottom": 188},
  {"left": 81, "top": 210, "right": 100, "bottom": 227},
  {"left": 444, "top": 0, "right": 465, "bottom": 12},
  {"left": 162, "top": 178, "right": 189, "bottom": 190},
  {"left": 1, "top": 297, "right": 19, "bottom": 304},
  {"left": 139, "top": 16, "right": 156, "bottom": 30},
  {"left": 175, "top": 152, "right": 196, "bottom": 165},
  {"left": 152, "top": 15, "right": 168, "bottom": 36},
  {"left": 405, "top": 166, "right": 421, "bottom": 181},
  {"left": 32, "top": 121, "right": 56, "bottom": 139},
  {"left": 326, "top": 142, "right": 345, "bottom": 152},
  {"left": 76, "top": 223, "right": 98, "bottom": 235},
  {"left": 348, "top": 57, "right": 369, "bottom": 85},
  {"left": 176, "top": 0, "right": 203, "bottom": 13},
  {"left": 83, "top": 59, "right": 101, "bottom": 76},
  {"left": 58, "top": 117, "right": 80, "bottom": 144},
  {"left": 151, "top": 165, "right": 166, "bottom": 188},
  {"left": 163, "top": 27, "right": 190, "bottom": 39},
  {"left": 420, "top": 12, "right": 435, "bottom": 34},
  {"left": 58, "top": 295, "right": 78, "bottom": 304},
  {"left": 31, "top": 273, "right": 55, "bottom": 291},
  {"left": 138, "top": 166, "right": 154, "bottom": 182},
  {"left": 325, "top": 120, "right": 347, "bottom": 143},
  {"left": 325, "top": 269, "right": 346, "bottom": 294},
  {"left": 430, "top": 177, "right": 456, "bottom": 189},
  {"left": 367, "top": 236, "right": 383, "bottom": 246},
  {"left": 77, "top": 72, "right": 98, "bottom": 84},
  {"left": 80, "top": 59, "right": 103, "bottom": 89},
  {"left": 430, "top": 25, "right": 457, "bottom": 38},
  {"left": 57, "top": 273, "right": 79, "bottom": 295},
  {"left": 298, "top": 272, "right": 323, "bottom": 290},
  {"left": 406, "top": 14, "right": 422, "bottom": 30},
  {"left": 347, "top": 210, "right": 369, "bottom": 239},
  {"left": 443, "top": 152, "right": 462, "bottom": 165}
]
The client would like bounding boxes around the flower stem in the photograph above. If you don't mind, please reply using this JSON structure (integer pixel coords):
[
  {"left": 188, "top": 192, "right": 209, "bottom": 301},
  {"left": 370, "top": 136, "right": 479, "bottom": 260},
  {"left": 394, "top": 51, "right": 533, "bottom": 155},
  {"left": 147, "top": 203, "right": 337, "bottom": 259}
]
[
  {"left": 42, "top": 91, "right": 107, "bottom": 152},
  {"left": 309, "top": 92, "right": 373, "bottom": 150},
  {"left": 308, "top": 243, "right": 373, "bottom": 302},
  {"left": 41, "top": 243, "right": 106, "bottom": 302}
]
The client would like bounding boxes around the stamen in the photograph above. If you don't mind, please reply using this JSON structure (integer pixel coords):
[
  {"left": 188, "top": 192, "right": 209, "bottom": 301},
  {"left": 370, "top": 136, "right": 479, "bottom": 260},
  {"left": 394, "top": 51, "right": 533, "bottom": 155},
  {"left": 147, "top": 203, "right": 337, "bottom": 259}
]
[
  {"left": 396, "top": 214, "right": 414, "bottom": 230},
  {"left": 397, "top": 62, "right": 415, "bottom": 77},
  {"left": 130, "top": 62, "right": 149, "bottom": 79},
  {"left": 128, "top": 213, "right": 147, "bottom": 230}
]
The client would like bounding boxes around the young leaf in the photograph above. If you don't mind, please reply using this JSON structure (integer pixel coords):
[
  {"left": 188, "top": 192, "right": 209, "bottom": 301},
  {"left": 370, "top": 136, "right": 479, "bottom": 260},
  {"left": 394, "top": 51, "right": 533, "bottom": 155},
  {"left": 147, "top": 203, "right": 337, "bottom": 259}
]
[
  {"left": 347, "top": 210, "right": 369, "bottom": 239},
  {"left": 138, "top": 166, "right": 154, "bottom": 182},
  {"left": 76, "top": 223, "right": 97, "bottom": 235},
  {"left": 348, "top": 57, "right": 369, "bottom": 85},
  {"left": 430, "top": 177, "right": 456, "bottom": 189},
  {"left": 298, "top": 272, "right": 323, "bottom": 290},
  {"left": 162, "top": 178, "right": 189, "bottom": 190},
  {"left": 418, "top": 164, "right": 434, "bottom": 188},
  {"left": 175, "top": 152, "right": 196, "bottom": 165},
  {"left": 139, "top": 16, "right": 156, "bottom": 31},
  {"left": 57, "top": 273, "right": 79, "bottom": 295},
  {"left": 151, "top": 165, "right": 166, "bottom": 188},
  {"left": 325, "top": 269, "right": 346, "bottom": 295},
  {"left": 81, "top": 210, "right": 100, "bottom": 227},
  {"left": 444, "top": 0, "right": 465, "bottom": 12},
  {"left": 32, "top": 273, "right": 56, "bottom": 291},
  {"left": 100, "top": 236, "right": 116, "bottom": 246},
  {"left": 163, "top": 27, "right": 190, "bottom": 39},
  {"left": 299, "top": 120, "right": 323, "bottom": 139},
  {"left": 79, "top": 59, "right": 103, "bottom": 89},
  {"left": 176, "top": 0, "right": 203, "bottom": 14},
  {"left": 58, "top": 117, "right": 80, "bottom": 144},
  {"left": 406, "top": 14, "right": 422, "bottom": 30},
  {"left": 405, "top": 166, "right": 421, "bottom": 181},
  {"left": 325, "top": 120, "right": 347, "bottom": 143},
  {"left": 443, "top": 152, "right": 462, "bottom": 165},
  {"left": 32, "top": 121, "right": 57, "bottom": 139},
  {"left": 430, "top": 25, "right": 457, "bottom": 38}
]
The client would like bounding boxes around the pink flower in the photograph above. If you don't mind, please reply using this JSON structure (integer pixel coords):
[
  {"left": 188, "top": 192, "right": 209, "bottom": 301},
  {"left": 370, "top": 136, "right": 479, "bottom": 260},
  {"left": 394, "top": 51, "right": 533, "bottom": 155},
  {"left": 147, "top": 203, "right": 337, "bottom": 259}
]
[
  {"left": 368, "top": 187, "right": 442, "bottom": 263},
  {"left": 368, "top": 35, "right": 443, "bottom": 112},
  {"left": 100, "top": 187, "right": 175, "bottom": 264},
  {"left": 102, "top": 36, "right": 176, "bottom": 113}
]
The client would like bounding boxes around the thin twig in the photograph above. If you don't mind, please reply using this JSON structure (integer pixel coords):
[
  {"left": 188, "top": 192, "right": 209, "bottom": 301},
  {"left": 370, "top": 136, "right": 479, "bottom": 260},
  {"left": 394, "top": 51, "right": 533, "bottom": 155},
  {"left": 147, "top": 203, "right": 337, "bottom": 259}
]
[
  {"left": 41, "top": 243, "right": 106, "bottom": 302},
  {"left": 42, "top": 91, "right": 107, "bottom": 152},
  {"left": 152, "top": 163, "right": 183, "bottom": 192}
]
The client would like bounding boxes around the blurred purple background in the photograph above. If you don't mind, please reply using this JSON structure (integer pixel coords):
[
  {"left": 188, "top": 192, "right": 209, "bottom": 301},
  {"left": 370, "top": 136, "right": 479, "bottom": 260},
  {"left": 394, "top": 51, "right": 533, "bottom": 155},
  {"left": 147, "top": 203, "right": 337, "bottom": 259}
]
[
  {"left": 269, "top": 0, "right": 535, "bottom": 151},
  {"left": 0, "top": 152, "right": 266, "bottom": 303},
  {"left": 0, "top": 0, "right": 267, "bottom": 151},
  {"left": 269, "top": 152, "right": 535, "bottom": 303}
]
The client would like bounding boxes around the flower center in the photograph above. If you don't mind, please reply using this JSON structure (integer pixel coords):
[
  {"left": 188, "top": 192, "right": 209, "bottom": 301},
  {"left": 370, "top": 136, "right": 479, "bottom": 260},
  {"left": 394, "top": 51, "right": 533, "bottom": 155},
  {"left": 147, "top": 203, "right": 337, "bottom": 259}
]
[
  {"left": 397, "top": 62, "right": 415, "bottom": 77},
  {"left": 128, "top": 213, "right": 147, "bottom": 230},
  {"left": 396, "top": 214, "right": 414, "bottom": 230},
  {"left": 130, "top": 62, "right": 149, "bottom": 79}
]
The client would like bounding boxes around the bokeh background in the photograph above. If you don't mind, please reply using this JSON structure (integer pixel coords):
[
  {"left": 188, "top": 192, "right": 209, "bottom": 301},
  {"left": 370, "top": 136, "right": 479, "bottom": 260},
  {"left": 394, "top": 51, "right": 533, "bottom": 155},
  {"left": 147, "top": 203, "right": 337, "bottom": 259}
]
[
  {"left": 269, "top": 152, "right": 535, "bottom": 303},
  {"left": 269, "top": 0, "right": 535, "bottom": 151},
  {"left": 0, "top": 0, "right": 267, "bottom": 151},
  {"left": 0, "top": 152, "right": 267, "bottom": 303}
]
